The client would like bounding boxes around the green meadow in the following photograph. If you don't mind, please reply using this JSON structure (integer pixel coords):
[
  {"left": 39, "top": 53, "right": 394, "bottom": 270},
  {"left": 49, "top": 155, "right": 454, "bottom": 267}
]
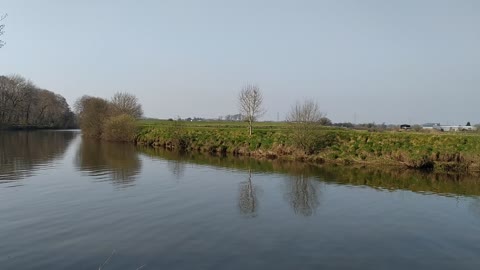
[{"left": 136, "top": 120, "right": 480, "bottom": 173}]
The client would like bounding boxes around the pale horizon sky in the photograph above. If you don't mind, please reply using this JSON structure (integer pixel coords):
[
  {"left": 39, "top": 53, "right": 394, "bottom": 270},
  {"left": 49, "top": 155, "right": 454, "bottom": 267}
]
[{"left": 1, "top": 0, "right": 479, "bottom": 125}]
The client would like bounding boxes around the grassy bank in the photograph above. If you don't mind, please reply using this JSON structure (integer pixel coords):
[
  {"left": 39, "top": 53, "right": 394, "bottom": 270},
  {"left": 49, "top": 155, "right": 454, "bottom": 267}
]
[{"left": 136, "top": 120, "right": 480, "bottom": 173}]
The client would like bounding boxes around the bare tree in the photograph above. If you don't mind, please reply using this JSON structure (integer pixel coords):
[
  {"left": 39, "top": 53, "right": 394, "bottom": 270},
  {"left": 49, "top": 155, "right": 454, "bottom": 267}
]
[
  {"left": 238, "top": 84, "right": 265, "bottom": 135},
  {"left": 0, "top": 13, "right": 7, "bottom": 48},
  {"left": 287, "top": 100, "right": 324, "bottom": 124},
  {"left": 287, "top": 100, "right": 325, "bottom": 153},
  {"left": 110, "top": 92, "right": 143, "bottom": 119}
]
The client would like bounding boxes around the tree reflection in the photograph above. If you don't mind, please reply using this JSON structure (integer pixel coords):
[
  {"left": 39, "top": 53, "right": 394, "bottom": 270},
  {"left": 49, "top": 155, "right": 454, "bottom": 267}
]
[
  {"left": 167, "top": 160, "right": 186, "bottom": 180},
  {"left": 0, "top": 131, "right": 76, "bottom": 182},
  {"left": 286, "top": 175, "right": 320, "bottom": 216},
  {"left": 238, "top": 169, "right": 258, "bottom": 217},
  {"left": 468, "top": 199, "right": 480, "bottom": 218},
  {"left": 75, "top": 138, "right": 142, "bottom": 186}
]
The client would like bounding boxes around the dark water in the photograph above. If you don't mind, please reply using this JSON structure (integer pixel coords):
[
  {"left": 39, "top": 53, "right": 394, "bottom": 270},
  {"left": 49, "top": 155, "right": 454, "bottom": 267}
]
[{"left": 1, "top": 131, "right": 480, "bottom": 270}]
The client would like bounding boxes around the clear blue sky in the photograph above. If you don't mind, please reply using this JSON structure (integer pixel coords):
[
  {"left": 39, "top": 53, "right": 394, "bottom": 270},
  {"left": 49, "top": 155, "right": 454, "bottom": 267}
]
[{"left": 1, "top": 0, "right": 479, "bottom": 124}]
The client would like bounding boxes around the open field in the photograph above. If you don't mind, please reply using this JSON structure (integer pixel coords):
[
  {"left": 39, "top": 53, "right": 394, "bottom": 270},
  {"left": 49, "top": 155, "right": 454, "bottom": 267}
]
[{"left": 136, "top": 120, "right": 480, "bottom": 173}]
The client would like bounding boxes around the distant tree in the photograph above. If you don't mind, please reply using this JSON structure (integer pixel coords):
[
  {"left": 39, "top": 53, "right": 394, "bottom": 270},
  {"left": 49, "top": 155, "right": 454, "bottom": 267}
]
[
  {"left": 319, "top": 117, "right": 332, "bottom": 126},
  {"left": 110, "top": 92, "right": 143, "bottom": 119},
  {"left": 0, "top": 13, "right": 7, "bottom": 48},
  {"left": 287, "top": 99, "right": 325, "bottom": 153},
  {"left": 238, "top": 84, "right": 265, "bottom": 135},
  {"left": 467, "top": 122, "right": 471, "bottom": 126},
  {"left": 74, "top": 96, "right": 110, "bottom": 138}
]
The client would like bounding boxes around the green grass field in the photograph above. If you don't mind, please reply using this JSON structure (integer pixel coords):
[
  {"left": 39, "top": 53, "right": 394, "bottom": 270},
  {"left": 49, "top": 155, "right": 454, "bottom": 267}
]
[{"left": 136, "top": 120, "right": 480, "bottom": 173}]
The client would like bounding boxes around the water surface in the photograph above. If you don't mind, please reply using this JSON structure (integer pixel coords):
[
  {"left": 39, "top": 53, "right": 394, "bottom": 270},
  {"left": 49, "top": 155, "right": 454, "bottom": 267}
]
[{"left": 1, "top": 131, "right": 480, "bottom": 269}]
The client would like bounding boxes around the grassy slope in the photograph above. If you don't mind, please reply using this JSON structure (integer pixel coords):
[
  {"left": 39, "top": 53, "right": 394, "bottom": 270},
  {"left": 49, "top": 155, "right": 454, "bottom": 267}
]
[{"left": 136, "top": 120, "right": 480, "bottom": 172}]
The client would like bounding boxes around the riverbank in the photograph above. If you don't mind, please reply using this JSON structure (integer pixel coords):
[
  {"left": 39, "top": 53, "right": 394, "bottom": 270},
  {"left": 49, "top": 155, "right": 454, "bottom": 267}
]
[{"left": 135, "top": 121, "right": 480, "bottom": 173}]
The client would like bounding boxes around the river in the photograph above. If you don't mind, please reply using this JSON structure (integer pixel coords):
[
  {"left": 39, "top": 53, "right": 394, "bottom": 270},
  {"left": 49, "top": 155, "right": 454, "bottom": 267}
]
[{"left": 1, "top": 130, "right": 480, "bottom": 269}]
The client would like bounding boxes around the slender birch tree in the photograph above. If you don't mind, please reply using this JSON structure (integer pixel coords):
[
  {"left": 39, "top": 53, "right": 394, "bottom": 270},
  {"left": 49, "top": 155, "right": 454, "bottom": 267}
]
[{"left": 238, "top": 84, "right": 265, "bottom": 135}]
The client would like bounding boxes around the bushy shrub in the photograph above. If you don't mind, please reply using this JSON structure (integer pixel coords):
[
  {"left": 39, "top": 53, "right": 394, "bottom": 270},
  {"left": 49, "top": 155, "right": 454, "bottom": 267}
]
[
  {"left": 75, "top": 96, "right": 111, "bottom": 138},
  {"left": 102, "top": 114, "right": 137, "bottom": 142}
]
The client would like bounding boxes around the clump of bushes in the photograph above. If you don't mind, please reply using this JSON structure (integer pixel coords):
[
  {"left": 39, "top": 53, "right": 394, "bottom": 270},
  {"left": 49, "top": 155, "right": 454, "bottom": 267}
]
[
  {"left": 75, "top": 92, "right": 143, "bottom": 142},
  {"left": 102, "top": 114, "right": 138, "bottom": 142}
]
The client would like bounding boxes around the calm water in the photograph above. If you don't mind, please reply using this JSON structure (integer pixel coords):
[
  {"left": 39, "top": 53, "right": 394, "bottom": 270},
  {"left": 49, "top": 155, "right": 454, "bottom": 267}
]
[{"left": 1, "top": 131, "right": 480, "bottom": 270}]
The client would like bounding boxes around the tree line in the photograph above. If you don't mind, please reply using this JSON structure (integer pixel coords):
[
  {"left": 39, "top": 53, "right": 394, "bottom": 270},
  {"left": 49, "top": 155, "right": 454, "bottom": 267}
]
[{"left": 0, "top": 75, "right": 76, "bottom": 129}]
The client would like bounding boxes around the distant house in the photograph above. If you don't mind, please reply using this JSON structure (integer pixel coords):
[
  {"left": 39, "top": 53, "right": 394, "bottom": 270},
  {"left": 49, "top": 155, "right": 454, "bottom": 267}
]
[
  {"left": 423, "top": 123, "right": 476, "bottom": 132},
  {"left": 400, "top": 124, "right": 411, "bottom": 130}
]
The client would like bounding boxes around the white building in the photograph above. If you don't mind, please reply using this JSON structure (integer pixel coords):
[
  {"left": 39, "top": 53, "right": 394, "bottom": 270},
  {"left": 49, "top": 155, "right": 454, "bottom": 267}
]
[{"left": 423, "top": 124, "right": 477, "bottom": 132}]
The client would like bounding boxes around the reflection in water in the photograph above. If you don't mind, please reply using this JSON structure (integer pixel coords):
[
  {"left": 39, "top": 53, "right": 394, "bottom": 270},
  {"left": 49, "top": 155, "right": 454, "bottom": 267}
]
[
  {"left": 286, "top": 175, "right": 320, "bottom": 216},
  {"left": 238, "top": 169, "right": 258, "bottom": 217},
  {"left": 137, "top": 147, "right": 480, "bottom": 198},
  {"left": 75, "top": 138, "right": 142, "bottom": 186},
  {"left": 469, "top": 199, "right": 480, "bottom": 218},
  {"left": 319, "top": 166, "right": 480, "bottom": 198},
  {"left": 3, "top": 135, "right": 480, "bottom": 270},
  {"left": 167, "top": 159, "right": 186, "bottom": 180},
  {"left": 0, "top": 131, "right": 77, "bottom": 183}
]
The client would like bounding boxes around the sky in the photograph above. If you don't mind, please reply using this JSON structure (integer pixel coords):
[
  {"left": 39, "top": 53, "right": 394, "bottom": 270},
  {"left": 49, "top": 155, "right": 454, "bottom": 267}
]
[{"left": 1, "top": 0, "right": 479, "bottom": 124}]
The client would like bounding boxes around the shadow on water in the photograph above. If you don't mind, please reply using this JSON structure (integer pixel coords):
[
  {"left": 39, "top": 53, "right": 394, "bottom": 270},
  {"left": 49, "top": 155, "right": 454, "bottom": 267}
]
[
  {"left": 0, "top": 131, "right": 77, "bottom": 183},
  {"left": 75, "top": 138, "right": 142, "bottom": 187},
  {"left": 138, "top": 146, "right": 480, "bottom": 198}
]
